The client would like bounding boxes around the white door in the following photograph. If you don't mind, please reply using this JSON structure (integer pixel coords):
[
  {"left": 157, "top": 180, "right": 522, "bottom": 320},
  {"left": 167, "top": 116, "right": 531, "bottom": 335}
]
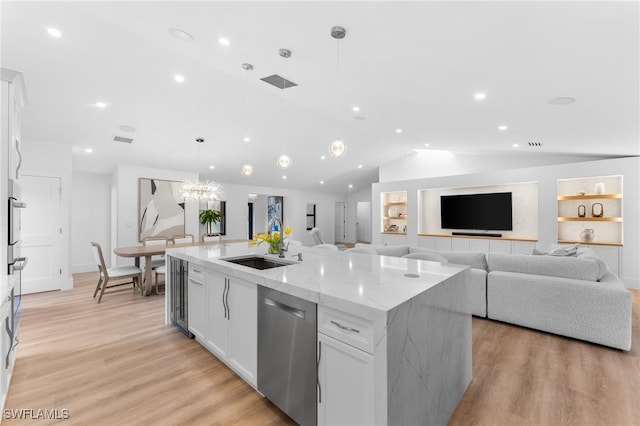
[
  {"left": 20, "top": 175, "right": 61, "bottom": 294},
  {"left": 334, "top": 202, "right": 346, "bottom": 244},
  {"left": 356, "top": 202, "right": 371, "bottom": 243}
]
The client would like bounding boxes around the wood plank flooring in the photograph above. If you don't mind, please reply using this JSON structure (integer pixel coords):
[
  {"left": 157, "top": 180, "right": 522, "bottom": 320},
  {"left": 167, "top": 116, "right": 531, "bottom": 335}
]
[{"left": 4, "top": 273, "right": 639, "bottom": 425}]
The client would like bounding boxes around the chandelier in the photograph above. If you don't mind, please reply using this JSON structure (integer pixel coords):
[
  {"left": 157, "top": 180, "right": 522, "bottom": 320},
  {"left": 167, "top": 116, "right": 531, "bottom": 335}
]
[
  {"left": 177, "top": 138, "right": 225, "bottom": 202},
  {"left": 177, "top": 179, "right": 224, "bottom": 202}
]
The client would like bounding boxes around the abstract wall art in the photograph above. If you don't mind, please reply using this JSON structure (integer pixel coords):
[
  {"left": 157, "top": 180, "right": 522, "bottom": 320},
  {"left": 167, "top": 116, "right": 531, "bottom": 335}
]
[{"left": 138, "top": 178, "right": 185, "bottom": 241}]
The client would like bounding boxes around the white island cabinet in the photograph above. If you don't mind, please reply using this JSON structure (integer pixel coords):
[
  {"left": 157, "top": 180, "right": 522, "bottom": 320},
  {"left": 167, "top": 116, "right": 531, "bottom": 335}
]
[
  {"left": 187, "top": 264, "right": 257, "bottom": 387},
  {"left": 166, "top": 242, "right": 472, "bottom": 426}
]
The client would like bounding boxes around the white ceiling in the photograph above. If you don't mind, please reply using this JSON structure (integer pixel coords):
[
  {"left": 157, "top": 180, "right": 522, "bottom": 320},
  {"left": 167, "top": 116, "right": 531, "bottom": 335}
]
[{"left": 2, "top": 1, "right": 638, "bottom": 194}]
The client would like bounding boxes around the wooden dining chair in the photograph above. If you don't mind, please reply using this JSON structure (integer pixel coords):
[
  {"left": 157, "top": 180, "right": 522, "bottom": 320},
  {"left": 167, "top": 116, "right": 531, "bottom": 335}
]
[
  {"left": 171, "top": 234, "right": 195, "bottom": 244},
  {"left": 201, "top": 233, "right": 222, "bottom": 242},
  {"left": 91, "top": 241, "right": 142, "bottom": 303},
  {"left": 142, "top": 236, "right": 168, "bottom": 294}
]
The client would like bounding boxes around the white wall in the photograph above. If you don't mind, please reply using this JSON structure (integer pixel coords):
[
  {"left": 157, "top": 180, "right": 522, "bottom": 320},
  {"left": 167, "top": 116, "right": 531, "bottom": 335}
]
[
  {"left": 347, "top": 187, "right": 372, "bottom": 243},
  {"left": 218, "top": 182, "right": 347, "bottom": 247},
  {"left": 71, "top": 172, "right": 111, "bottom": 272},
  {"left": 110, "top": 166, "right": 348, "bottom": 266},
  {"left": 112, "top": 165, "right": 199, "bottom": 266},
  {"left": 380, "top": 150, "right": 615, "bottom": 183},
  {"left": 374, "top": 156, "right": 640, "bottom": 289},
  {"left": 20, "top": 140, "right": 73, "bottom": 290}
]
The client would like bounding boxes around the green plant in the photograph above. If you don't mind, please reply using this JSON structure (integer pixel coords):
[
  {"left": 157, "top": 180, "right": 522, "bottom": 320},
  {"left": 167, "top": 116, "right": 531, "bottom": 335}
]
[{"left": 199, "top": 209, "right": 223, "bottom": 234}]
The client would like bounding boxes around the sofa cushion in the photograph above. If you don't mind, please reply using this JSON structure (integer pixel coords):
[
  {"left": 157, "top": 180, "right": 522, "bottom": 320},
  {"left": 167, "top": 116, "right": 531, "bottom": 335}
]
[
  {"left": 577, "top": 247, "right": 609, "bottom": 281},
  {"left": 356, "top": 243, "right": 409, "bottom": 257},
  {"left": 488, "top": 252, "right": 600, "bottom": 281},
  {"left": 347, "top": 246, "right": 378, "bottom": 255},
  {"left": 408, "top": 247, "right": 488, "bottom": 270},
  {"left": 402, "top": 252, "right": 449, "bottom": 263}
]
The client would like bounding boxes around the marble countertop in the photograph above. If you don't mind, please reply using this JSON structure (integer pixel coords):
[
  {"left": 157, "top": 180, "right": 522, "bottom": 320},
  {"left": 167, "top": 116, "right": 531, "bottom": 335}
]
[{"left": 166, "top": 242, "right": 468, "bottom": 319}]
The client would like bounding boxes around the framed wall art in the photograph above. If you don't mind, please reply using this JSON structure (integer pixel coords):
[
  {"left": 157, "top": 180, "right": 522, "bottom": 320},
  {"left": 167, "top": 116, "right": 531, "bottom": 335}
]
[
  {"left": 138, "top": 177, "right": 185, "bottom": 241},
  {"left": 267, "top": 195, "right": 284, "bottom": 231}
]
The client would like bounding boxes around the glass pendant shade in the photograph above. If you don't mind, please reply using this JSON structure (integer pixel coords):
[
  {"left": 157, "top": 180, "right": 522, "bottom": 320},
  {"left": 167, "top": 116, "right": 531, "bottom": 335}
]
[
  {"left": 177, "top": 179, "right": 224, "bottom": 202},
  {"left": 329, "top": 138, "right": 346, "bottom": 157},
  {"left": 276, "top": 154, "right": 292, "bottom": 169},
  {"left": 241, "top": 164, "right": 254, "bottom": 176}
]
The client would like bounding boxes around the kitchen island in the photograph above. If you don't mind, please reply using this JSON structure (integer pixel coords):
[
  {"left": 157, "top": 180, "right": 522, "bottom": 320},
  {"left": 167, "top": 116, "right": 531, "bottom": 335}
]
[{"left": 165, "top": 242, "right": 472, "bottom": 426}]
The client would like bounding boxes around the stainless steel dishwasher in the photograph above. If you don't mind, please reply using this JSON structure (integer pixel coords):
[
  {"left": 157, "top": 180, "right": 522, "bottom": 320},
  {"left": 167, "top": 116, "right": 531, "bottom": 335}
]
[{"left": 258, "top": 286, "right": 317, "bottom": 426}]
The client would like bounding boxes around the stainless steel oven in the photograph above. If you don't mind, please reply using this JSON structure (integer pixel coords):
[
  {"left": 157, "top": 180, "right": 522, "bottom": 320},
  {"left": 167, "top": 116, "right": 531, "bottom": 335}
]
[{"left": 6, "top": 179, "right": 27, "bottom": 368}]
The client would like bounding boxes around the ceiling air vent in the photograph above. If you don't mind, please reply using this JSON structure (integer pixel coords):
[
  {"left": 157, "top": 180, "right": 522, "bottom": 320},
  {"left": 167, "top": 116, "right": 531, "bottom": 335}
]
[
  {"left": 112, "top": 135, "right": 134, "bottom": 144},
  {"left": 261, "top": 74, "right": 298, "bottom": 89},
  {"left": 528, "top": 141, "right": 544, "bottom": 147}
]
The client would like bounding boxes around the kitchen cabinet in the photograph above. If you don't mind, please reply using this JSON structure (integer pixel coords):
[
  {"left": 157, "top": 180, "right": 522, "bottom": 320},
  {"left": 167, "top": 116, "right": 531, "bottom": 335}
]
[
  {"left": 187, "top": 276, "right": 206, "bottom": 342},
  {"left": 317, "top": 332, "right": 374, "bottom": 426},
  {"left": 203, "top": 269, "right": 257, "bottom": 386},
  {"left": 317, "top": 306, "right": 375, "bottom": 426}
]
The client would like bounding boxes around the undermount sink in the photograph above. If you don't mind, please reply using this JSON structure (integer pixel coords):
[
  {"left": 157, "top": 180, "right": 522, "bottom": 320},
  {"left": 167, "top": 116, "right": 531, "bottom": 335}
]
[{"left": 222, "top": 255, "right": 295, "bottom": 270}]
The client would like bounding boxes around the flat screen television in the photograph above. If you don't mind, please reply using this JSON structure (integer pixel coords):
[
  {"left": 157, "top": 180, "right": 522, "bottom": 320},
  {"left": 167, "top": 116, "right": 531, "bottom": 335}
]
[{"left": 440, "top": 192, "right": 513, "bottom": 231}]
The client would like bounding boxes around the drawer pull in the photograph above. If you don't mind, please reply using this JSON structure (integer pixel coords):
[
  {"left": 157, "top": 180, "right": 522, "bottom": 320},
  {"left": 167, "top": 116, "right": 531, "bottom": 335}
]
[
  {"left": 330, "top": 320, "right": 360, "bottom": 333},
  {"left": 192, "top": 268, "right": 202, "bottom": 273}
]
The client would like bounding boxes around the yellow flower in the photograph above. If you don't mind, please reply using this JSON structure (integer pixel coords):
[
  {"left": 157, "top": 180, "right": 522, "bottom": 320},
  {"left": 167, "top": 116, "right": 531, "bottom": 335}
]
[
  {"left": 248, "top": 240, "right": 257, "bottom": 246},
  {"left": 284, "top": 226, "right": 292, "bottom": 235}
]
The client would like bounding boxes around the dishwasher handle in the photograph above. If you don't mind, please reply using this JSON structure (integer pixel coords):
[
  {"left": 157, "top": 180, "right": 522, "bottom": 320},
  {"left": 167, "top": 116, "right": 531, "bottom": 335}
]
[{"left": 264, "top": 297, "right": 305, "bottom": 320}]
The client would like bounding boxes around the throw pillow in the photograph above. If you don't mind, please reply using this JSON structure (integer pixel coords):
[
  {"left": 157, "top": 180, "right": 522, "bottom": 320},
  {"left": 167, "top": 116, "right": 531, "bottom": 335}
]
[{"left": 532, "top": 243, "right": 580, "bottom": 257}]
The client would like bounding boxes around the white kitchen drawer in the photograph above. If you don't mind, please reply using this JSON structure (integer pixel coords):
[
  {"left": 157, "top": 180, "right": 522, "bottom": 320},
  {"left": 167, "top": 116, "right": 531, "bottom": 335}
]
[
  {"left": 318, "top": 306, "right": 374, "bottom": 354},
  {"left": 188, "top": 263, "right": 205, "bottom": 282}
]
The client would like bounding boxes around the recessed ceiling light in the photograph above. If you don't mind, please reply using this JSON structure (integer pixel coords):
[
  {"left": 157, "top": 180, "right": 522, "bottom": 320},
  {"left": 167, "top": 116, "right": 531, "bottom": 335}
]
[
  {"left": 174, "top": 74, "right": 185, "bottom": 83},
  {"left": 395, "top": 128, "right": 403, "bottom": 134},
  {"left": 498, "top": 125, "right": 508, "bottom": 131},
  {"left": 320, "top": 155, "right": 326, "bottom": 160},
  {"left": 424, "top": 143, "right": 430, "bottom": 147},
  {"left": 209, "top": 165, "right": 215, "bottom": 169},
  {"left": 243, "top": 137, "right": 250, "bottom": 142},
  {"left": 352, "top": 106, "right": 360, "bottom": 112},
  {"left": 277, "top": 154, "right": 292, "bottom": 169},
  {"left": 357, "top": 165, "right": 363, "bottom": 169},
  {"left": 320, "top": 181, "right": 324, "bottom": 184},
  {"left": 282, "top": 175, "right": 287, "bottom": 179},
  {"left": 168, "top": 28, "right": 194, "bottom": 40},
  {"left": 474, "top": 93, "right": 486, "bottom": 100},
  {"left": 119, "top": 125, "right": 136, "bottom": 133},
  {"left": 84, "top": 148, "right": 93, "bottom": 153},
  {"left": 95, "top": 102, "right": 107, "bottom": 108},
  {"left": 548, "top": 97, "right": 576, "bottom": 106},
  {"left": 512, "top": 143, "right": 520, "bottom": 148},
  {"left": 348, "top": 184, "right": 353, "bottom": 189},
  {"left": 47, "top": 28, "right": 62, "bottom": 38},
  {"left": 218, "top": 37, "right": 230, "bottom": 46}
]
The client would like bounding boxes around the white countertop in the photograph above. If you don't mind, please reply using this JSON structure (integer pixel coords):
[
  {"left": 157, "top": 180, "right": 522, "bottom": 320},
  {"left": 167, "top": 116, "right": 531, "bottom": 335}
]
[{"left": 166, "top": 242, "right": 468, "bottom": 318}]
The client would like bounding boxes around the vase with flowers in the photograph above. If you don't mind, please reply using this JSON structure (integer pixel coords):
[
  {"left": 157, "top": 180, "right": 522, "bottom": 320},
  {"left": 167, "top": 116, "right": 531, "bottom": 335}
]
[{"left": 250, "top": 226, "right": 292, "bottom": 254}]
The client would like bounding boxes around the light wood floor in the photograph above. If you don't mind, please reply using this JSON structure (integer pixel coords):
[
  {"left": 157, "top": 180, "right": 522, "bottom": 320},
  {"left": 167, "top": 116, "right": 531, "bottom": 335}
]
[{"left": 4, "top": 273, "right": 639, "bottom": 425}]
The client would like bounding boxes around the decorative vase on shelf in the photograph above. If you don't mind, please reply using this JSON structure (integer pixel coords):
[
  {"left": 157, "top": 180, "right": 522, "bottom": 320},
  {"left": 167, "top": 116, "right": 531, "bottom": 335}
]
[
  {"left": 591, "top": 202, "right": 604, "bottom": 218},
  {"left": 577, "top": 205, "right": 586, "bottom": 217},
  {"left": 580, "top": 228, "right": 595, "bottom": 243},
  {"left": 594, "top": 182, "right": 605, "bottom": 194}
]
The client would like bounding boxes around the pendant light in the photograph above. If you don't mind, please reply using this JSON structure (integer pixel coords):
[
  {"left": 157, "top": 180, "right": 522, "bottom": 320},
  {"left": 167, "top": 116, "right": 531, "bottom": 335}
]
[
  {"left": 177, "top": 138, "right": 225, "bottom": 202},
  {"left": 241, "top": 63, "right": 254, "bottom": 176},
  {"left": 329, "top": 25, "right": 347, "bottom": 157},
  {"left": 276, "top": 48, "right": 292, "bottom": 169}
]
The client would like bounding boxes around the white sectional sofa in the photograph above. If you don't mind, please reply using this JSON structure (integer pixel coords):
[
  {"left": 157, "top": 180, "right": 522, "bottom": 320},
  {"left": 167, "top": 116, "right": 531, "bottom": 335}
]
[{"left": 351, "top": 244, "right": 632, "bottom": 350}]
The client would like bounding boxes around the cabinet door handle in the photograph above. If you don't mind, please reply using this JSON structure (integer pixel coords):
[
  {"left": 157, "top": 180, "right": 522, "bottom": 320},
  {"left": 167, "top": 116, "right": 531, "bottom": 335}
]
[
  {"left": 330, "top": 320, "right": 360, "bottom": 333},
  {"left": 192, "top": 268, "right": 201, "bottom": 274},
  {"left": 222, "top": 278, "right": 228, "bottom": 319},
  {"left": 317, "top": 340, "right": 322, "bottom": 404},
  {"left": 225, "top": 278, "right": 230, "bottom": 321}
]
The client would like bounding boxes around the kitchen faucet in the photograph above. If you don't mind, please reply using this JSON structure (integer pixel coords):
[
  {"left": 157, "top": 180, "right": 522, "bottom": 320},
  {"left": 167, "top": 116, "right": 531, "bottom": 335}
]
[{"left": 267, "top": 217, "right": 287, "bottom": 258}]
